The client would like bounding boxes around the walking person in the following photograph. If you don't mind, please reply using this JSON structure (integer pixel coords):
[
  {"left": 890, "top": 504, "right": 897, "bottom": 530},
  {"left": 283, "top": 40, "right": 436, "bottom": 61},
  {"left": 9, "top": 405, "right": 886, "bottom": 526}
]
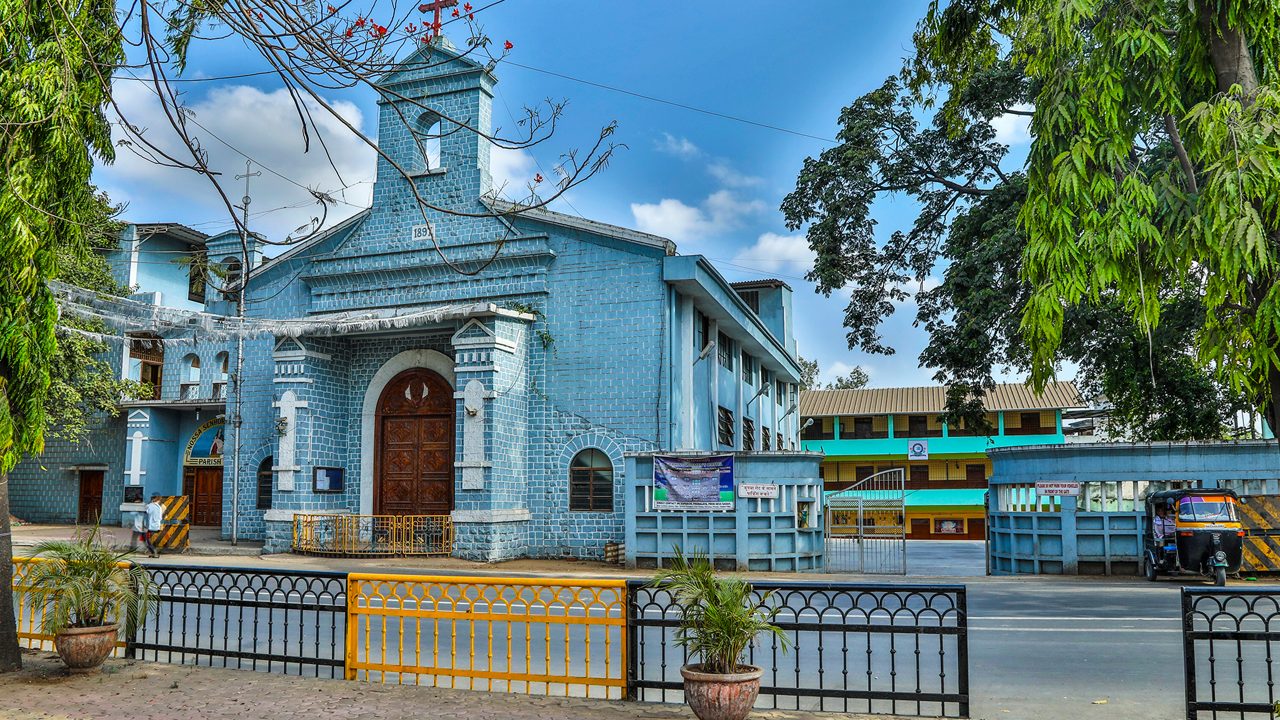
[
  {"left": 130, "top": 511, "right": 147, "bottom": 553},
  {"left": 144, "top": 494, "right": 164, "bottom": 557}
]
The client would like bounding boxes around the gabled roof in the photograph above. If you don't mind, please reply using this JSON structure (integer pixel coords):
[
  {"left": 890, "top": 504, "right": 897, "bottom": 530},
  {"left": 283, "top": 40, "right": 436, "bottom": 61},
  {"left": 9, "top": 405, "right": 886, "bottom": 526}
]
[
  {"left": 380, "top": 35, "right": 489, "bottom": 87},
  {"left": 484, "top": 198, "right": 676, "bottom": 254},
  {"left": 132, "top": 223, "right": 209, "bottom": 247},
  {"left": 800, "top": 380, "right": 1085, "bottom": 417},
  {"left": 252, "top": 209, "right": 371, "bottom": 277}
]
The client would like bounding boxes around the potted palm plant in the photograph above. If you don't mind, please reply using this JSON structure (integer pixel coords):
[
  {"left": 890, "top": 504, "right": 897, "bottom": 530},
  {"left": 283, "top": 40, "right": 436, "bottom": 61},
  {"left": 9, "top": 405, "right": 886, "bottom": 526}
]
[
  {"left": 651, "top": 549, "right": 789, "bottom": 720},
  {"left": 23, "top": 528, "right": 154, "bottom": 672}
]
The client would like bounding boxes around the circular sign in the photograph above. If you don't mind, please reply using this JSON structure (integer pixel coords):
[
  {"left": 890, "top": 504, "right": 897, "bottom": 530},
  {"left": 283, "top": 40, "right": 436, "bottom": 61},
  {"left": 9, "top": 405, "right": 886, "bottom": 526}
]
[{"left": 910, "top": 441, "right": 926, "bottom": 455}]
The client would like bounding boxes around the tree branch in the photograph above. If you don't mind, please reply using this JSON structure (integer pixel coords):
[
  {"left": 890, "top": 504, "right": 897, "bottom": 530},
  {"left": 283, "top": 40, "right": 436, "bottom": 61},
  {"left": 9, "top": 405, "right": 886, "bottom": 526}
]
[{"left": 1164, "top": 114, "right": 1198, "bottom": 194}]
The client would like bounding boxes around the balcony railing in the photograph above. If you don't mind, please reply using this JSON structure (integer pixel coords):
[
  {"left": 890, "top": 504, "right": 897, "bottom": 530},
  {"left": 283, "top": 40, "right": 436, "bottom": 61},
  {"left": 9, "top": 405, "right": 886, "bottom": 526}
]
[
  {"left": 292, "top": 514, "right": 454, "bottom": 557},
  {"left": 121, "top": 386, "right": 228, "bottom": 405},
  {"left": 839, "top": 430, "right": 889, "bottom": 440},
  {"left": 893, "top": 429, "right": 944, "bottom": 438},
  {"left": 1003, "top": 426, "right": 1057, "bottom": 436}
]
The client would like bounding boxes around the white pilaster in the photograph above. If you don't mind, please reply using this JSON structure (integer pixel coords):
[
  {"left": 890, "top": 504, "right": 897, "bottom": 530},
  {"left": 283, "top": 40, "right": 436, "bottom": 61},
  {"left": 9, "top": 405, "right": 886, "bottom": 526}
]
[{"left": 274, "top": 390, "right": 307, "bottom": 491}]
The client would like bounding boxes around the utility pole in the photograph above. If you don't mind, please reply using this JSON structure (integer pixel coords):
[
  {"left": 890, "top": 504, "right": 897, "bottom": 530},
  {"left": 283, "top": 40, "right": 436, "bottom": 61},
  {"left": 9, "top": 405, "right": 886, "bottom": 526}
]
[{"left": 231, "top": 160, "right": 260, "bottom": 546}]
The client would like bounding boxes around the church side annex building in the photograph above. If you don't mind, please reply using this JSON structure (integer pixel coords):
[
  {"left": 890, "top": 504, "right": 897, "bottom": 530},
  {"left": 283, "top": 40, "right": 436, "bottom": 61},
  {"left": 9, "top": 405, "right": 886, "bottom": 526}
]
[{"left": 11, "top": 40, "right": 815, "bottom": 561}]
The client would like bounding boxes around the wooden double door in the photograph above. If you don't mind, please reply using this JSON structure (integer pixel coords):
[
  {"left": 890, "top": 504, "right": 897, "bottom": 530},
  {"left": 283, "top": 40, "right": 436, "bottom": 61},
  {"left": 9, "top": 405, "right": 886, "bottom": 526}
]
[
  {"left": 375, "top": 368, "right": 455, "bottom": 516},
  {"left": 183, "top": 466, "right": 224, "bottom": 526}
]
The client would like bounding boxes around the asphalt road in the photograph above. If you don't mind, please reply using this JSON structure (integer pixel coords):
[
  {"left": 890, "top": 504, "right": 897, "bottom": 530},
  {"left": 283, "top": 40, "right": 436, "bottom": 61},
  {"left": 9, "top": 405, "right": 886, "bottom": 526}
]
[{"left": 964, "top": 577, "right": 1185, "bottom": 719}]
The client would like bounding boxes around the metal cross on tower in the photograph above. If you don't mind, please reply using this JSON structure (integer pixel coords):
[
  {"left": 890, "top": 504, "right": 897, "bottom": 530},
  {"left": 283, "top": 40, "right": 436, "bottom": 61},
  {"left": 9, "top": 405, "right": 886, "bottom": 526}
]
[{"left": 418, "top": 0, "right": 457, "bottom": 30}]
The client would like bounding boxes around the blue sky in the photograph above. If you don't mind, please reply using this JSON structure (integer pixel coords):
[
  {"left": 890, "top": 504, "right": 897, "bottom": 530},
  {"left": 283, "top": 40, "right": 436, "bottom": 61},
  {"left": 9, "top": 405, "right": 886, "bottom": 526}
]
[{"left": 97, "top": 0, "right": 1032, "bottom": 388}]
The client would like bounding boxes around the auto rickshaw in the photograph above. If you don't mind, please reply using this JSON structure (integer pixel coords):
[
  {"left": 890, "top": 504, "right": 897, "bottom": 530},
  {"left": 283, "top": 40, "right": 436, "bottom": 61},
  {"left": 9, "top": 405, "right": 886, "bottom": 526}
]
[{"left": 1143, "top": 489, "right": 1245, "bottom": 586}]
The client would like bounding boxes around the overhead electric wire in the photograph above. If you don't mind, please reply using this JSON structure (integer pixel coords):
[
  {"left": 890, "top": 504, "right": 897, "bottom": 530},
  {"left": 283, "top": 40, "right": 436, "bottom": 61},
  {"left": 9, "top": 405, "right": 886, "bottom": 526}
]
[
  {"left": 110, "top": 11, "right": 832, "bottom": 146},
  {"left": 501, "top": 61, "right": 835, "bottom": 144}
]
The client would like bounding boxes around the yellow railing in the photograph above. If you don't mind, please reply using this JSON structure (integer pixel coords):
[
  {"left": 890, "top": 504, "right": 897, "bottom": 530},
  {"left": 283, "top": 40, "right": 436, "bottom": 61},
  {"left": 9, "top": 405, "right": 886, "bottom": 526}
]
[
  {"left": 11, "top": 557, "right": 128, "bottom": 653},
  {"left": 292, "top": 514, "right": 454, "bottom": 557},
  {"left": 345, "top": 573, "right": 627, "bottom": 698}
]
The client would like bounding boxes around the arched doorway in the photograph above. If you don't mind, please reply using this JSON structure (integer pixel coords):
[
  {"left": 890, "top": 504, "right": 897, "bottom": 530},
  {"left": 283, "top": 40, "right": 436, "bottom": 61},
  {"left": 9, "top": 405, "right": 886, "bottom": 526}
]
[
  {"left": 183, "top": 417, "right": 226, "bottom": 527},
  {"left": 374, "top": 368, "right": 455, "bottom": 515}
]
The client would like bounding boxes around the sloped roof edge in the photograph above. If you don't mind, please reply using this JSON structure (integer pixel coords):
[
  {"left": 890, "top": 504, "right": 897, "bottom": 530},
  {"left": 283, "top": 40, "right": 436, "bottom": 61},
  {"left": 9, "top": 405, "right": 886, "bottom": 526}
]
[{"left": 800, "top": 380, "right": 1085, "bottom": 417}]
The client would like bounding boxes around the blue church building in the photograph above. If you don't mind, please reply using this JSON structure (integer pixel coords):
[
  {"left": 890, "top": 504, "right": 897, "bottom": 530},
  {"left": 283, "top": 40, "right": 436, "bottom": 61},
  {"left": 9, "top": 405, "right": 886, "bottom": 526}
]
[{"left": 12, "top": 40, "right": 817, "bottom": 562}]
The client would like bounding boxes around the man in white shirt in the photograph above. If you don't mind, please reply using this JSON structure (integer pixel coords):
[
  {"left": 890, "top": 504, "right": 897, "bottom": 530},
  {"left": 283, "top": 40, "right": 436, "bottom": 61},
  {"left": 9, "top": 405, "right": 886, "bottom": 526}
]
[
  {"left": 1153, "top": 504, "right": 1176, "bottom": 544},
  {"left": 144, "top": 494, "right": 164, "bottom": 558}
]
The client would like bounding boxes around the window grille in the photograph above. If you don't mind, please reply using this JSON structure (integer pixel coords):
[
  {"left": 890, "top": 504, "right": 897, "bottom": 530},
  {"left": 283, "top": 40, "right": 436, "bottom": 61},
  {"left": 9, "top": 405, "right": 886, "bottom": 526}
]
[
  {"left": 256, "top": 456, "right": 274, "bottom": 510},
  {"left": 743, "top": 417, "right": 756, "bottom": 452},
  {"left": 717, "top": 406, "right": 735, "bottom": 447},
  {"left": 569, "top": 448, "right": 614, "bottom": 512},
  {"left": 717, "top": 332, "right": 733, "bottom": 370}
]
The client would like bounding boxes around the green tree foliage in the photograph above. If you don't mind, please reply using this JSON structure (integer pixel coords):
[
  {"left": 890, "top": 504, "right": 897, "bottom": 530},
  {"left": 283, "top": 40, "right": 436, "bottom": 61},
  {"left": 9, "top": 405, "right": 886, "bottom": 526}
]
[
  {"left": 827, "top": 367, "right": 870, "bottom": 390},
  {"left": 783, "top": 54, "right": 1245, "bottom": 439},
  {"left": 797, "top": 356, "right": 820, "bottom": 390},
  {"left": 909, "top": 0, "right": 1280, "bottom": 432},
  {"left": 47, "top": 194, "right": 143, "bottom": 444},
  {"left": 0, "top": 0, "right": 124, "bottom": 671}
]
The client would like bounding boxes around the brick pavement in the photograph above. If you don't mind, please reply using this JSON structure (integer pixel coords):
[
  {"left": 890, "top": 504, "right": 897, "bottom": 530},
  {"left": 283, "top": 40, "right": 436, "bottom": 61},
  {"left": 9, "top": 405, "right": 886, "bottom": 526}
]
[{"left": 0, "top": 651, "right": 905, "bottom": 720}]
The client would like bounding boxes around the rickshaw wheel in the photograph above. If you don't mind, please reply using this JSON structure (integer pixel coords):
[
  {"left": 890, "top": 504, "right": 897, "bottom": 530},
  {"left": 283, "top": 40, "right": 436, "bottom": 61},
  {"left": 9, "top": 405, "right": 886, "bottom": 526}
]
[
  {"left": 1213, "top": 566, "right": 1227, "bottom": 587},
  {"left": 1143, "top": 556, "right": 1158, "bottom": 582}
]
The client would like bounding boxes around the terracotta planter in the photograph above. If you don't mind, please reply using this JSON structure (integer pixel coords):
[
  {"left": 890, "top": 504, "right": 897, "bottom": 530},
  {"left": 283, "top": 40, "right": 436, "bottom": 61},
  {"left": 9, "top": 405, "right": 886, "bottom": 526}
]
[
  {"left": 680, "top": 664, "right": 763, "bottom": 720},
  {"left": 54, "top": 624, "right": 118, "bottom": 673}
]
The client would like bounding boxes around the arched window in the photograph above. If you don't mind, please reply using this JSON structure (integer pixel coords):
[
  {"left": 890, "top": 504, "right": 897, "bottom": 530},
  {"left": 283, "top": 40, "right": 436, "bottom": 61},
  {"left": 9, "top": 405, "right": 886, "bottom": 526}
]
[
  {"left": 221, "top": 257, "right": 242, "bottom": 301},
  {"left": 569, "top": 448, "right": 614, "bottom": 512},
  {"left": 183, "top": 354, "right": 201, "bottom": 383},
  {"left": 414, "top": 111, "right": 441, "bottom": 173},
  {"left": 256, "top": 456, "right": 273, "bottom": 510},
  {"left": 180, "top": 354, "right": 201, "bottom": 399},
  {"left": 213, "top": 352, "right": 229, "bottom": 399}
]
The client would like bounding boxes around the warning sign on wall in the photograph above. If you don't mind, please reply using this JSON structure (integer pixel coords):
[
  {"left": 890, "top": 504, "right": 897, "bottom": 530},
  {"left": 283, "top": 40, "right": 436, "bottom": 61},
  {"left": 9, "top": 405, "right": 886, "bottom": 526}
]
[{"left": 1035, "top": 481, "right": 1081, "bottom": 496}]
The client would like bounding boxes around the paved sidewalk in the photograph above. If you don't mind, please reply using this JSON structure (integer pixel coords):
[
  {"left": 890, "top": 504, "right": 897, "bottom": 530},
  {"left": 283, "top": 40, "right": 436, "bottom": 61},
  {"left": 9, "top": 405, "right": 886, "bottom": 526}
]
[
  {"left": 0, "top": 651, "right": 901, "bottom": 720},
  {"left": 11, "top": 523, "right": 263, "bottom": 557}
]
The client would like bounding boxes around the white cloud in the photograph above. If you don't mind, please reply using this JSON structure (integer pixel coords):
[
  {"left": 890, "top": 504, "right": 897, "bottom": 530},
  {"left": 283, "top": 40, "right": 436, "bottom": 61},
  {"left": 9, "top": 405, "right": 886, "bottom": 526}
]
[
  {"left": 655, "top": 132, "right": 700, "bottom": 159},
  {"left": 704, "top": 189, "right": 765, "bottom": 223},
  {"left": 630, "top": 198, "right": 710, "bottom": 242},
  {"left": 100, "top": 82, "right": 375, "bottom": 242},
  {"left": 732, "top": 232, "right": 814, "bottom": 273},
  {"left": 630, "top": 190, "right": 764, "bottom": 244},
  {"left": 488, "top": 146, "right": 537, "bottom": 196},
  {"left": 991, "top": 103, "right": 1033, "bottom": 145},
  {"left": 707, "top": 160, "right": 763, "bottom": 188}
]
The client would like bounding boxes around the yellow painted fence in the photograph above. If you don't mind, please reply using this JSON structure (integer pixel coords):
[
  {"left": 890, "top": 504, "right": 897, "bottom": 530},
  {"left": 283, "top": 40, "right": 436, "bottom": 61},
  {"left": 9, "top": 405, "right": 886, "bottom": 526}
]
[
  {"left": 11, "top": 558, "right": 128, "bottom": 654},
  {"left": 345, "top": 573, "right": 628, "bottom": 698},
  {"left": 293, "top": 514, "right": 454, "bottom": 557}
]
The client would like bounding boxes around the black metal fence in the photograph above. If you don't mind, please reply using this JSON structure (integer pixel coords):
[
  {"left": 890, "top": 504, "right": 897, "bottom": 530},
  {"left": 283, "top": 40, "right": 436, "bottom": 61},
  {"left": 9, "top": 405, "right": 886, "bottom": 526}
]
[
  {"left": 627, "top": 580, "right": 969, "bottom": 717},
  {"left": 16, "top": 561, "right": 969, "bottom": 714},
  {"left": 127, "top": 565, "right": 347, "bottom": 678},
  {"left": 1182, "top": 587, "right": 1280, "bottom": 719}
]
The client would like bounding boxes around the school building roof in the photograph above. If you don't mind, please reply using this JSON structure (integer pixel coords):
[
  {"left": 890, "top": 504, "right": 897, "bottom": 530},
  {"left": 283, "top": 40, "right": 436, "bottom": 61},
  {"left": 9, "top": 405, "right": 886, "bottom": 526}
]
[{"left": 800, "top": 381, "right": 1084, "bottom": 418}]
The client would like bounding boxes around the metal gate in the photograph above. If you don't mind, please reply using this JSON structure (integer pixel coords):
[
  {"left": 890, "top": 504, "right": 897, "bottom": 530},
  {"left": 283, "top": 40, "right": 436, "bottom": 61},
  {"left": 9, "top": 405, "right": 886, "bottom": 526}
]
[{"left": 824, "top": 468, "right": 906, "bottom": 574}]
